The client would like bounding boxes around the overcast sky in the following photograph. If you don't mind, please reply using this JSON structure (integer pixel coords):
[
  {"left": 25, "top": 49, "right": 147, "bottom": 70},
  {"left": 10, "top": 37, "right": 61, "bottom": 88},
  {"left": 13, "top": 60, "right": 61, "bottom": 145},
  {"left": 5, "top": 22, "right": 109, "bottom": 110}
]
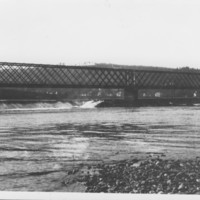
[{"left": 0, "top": 0, "right": 200, "bottom": 68}]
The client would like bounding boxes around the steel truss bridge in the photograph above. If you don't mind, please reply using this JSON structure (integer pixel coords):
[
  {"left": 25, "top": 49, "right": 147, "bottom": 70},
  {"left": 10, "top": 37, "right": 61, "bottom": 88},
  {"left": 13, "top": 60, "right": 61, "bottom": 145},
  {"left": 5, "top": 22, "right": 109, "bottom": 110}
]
[{"left": 0, "top": 62, "right": 200, "bottom": 90}]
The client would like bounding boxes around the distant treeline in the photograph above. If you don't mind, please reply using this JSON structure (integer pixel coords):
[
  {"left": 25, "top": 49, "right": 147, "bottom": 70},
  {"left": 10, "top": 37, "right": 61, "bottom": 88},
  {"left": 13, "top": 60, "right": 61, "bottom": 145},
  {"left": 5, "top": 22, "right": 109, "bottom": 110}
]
[
  {"left": 177, "top": 66, "right": 200, "bottom": 72},
  {"left": 94, "top": 63, "right": 200, "bottom": 72}
]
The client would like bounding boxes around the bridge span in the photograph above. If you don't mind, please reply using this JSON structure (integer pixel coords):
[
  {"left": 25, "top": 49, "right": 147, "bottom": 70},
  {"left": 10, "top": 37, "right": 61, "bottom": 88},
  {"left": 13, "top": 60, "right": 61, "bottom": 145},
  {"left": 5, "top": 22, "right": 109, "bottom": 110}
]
[{"left": 0, "top": 62, "right": 200, "bottom": 105}]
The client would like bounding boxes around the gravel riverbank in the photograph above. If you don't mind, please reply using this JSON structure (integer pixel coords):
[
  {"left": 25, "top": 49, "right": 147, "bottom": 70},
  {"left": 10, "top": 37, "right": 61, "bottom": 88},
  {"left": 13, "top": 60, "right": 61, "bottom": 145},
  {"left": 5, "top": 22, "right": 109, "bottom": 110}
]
[{"left": 63, "top": 156, "right": 200, "bottom": 194}]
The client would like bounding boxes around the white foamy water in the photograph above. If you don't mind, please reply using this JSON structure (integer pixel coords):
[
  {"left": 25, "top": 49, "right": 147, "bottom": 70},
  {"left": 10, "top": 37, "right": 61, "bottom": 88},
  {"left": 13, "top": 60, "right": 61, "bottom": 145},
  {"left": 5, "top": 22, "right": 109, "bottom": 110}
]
[
  {"left": 0, "top": 100, "right": 102, "bottom": 113},
  {"left": 80, "top": 100, "right": 103, "bottom": 108}
]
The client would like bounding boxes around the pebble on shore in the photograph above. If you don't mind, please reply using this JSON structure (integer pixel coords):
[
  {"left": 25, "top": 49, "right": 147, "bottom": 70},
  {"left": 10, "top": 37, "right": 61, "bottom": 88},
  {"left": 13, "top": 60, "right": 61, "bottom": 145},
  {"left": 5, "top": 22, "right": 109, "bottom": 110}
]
[{"left": 70, "top": 157, "right": 200, "bottom": 194}]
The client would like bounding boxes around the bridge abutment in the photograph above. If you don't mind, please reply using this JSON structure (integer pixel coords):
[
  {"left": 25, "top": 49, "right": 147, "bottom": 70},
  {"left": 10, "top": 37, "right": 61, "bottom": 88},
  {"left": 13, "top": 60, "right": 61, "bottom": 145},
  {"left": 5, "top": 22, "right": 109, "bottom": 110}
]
[{"left": 124, "top": 88, "right": 138, "bottom": 106}]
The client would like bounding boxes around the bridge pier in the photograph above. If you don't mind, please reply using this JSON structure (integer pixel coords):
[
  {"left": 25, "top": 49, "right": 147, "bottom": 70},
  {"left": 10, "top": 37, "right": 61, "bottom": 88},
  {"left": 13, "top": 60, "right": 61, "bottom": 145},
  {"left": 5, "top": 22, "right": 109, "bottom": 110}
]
[{"left": 124, "top": 88, "right": 138, "bottom": 106}]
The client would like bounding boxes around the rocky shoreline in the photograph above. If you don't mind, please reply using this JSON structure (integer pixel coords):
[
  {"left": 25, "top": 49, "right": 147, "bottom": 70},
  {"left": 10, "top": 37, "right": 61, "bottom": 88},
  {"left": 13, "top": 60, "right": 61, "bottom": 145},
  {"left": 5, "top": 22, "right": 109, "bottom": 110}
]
[{"left": 63, "top": 156, "right": 200, "bottom": 194}]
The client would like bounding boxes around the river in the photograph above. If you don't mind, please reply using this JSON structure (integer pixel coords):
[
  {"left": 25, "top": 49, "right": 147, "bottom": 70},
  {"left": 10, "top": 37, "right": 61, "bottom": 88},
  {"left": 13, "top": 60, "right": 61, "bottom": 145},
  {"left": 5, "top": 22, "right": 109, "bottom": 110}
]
[{"left": 0, "top": 101, "right": 200, "bottom": 191}]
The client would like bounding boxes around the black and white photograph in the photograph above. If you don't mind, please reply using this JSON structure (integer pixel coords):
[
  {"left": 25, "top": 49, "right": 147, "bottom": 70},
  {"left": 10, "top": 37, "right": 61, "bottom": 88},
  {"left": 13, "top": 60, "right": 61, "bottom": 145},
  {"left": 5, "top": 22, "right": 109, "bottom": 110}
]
[{"left": 1, "top": 0, "right": 200, "bottom": 199}]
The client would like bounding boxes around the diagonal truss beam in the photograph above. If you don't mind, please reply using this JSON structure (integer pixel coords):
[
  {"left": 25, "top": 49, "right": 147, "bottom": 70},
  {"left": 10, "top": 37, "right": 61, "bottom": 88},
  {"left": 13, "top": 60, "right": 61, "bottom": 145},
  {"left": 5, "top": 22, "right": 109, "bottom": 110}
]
[{"left": 0, "top": 62, "right": 200, "bottom": 89}]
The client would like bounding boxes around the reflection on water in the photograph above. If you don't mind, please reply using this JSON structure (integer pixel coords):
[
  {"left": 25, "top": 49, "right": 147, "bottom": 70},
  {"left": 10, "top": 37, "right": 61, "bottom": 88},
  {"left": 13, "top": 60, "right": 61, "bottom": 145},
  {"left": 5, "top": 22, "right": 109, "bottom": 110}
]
[{"left": 0, "top": 106, "right": 200, "bottom": 191}]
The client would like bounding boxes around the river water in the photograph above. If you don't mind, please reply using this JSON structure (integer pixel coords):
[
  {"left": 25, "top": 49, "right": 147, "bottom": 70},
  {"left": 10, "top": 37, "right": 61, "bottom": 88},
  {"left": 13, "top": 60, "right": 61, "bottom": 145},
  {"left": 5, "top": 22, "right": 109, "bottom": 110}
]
[{"left": 0, "top": 102, "right": 200, "bottom": 191}]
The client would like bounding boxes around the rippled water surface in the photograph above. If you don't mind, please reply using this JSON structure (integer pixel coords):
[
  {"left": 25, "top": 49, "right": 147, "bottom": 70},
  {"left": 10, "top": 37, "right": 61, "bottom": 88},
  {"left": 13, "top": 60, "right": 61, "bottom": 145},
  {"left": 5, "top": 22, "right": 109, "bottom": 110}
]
[{"left": 1, "top": 105, "right": 200, "bottom": 191}]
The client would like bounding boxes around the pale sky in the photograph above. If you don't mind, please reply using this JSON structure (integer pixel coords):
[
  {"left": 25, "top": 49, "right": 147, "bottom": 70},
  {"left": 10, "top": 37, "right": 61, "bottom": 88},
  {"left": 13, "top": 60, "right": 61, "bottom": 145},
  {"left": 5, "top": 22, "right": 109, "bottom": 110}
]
[{"left": 0, "top": 0, "right": 200, "bottom": 68}]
